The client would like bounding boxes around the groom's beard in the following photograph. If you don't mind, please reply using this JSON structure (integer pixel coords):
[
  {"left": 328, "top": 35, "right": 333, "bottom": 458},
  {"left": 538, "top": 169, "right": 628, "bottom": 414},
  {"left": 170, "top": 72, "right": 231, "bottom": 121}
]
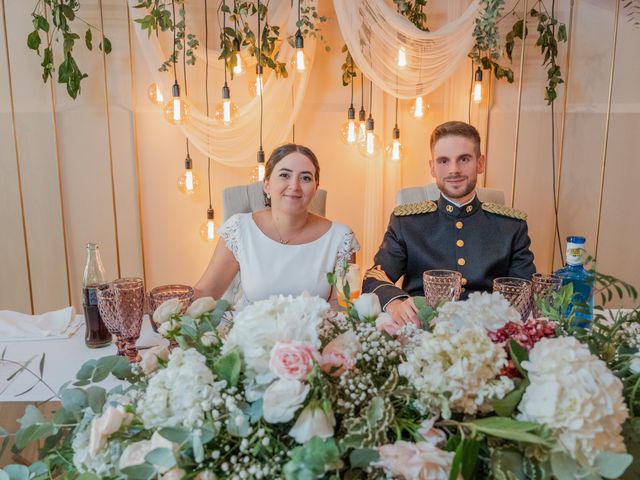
[{"left": 438, "top": 174, "right": 477, "bottom": 200}]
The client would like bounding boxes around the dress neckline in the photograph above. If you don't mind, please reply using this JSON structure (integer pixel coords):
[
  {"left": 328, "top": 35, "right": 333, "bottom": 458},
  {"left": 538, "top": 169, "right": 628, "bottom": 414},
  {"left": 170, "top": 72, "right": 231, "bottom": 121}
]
[{"left": 249, "top": 213, "right": 334, "bottom": 246}]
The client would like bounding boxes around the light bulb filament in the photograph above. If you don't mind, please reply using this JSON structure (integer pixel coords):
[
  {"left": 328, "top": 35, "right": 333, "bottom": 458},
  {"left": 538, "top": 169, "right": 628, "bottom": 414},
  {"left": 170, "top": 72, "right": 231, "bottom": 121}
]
[
  {"left": 223, "top": 99, "right": 231, "bottom": 123},
  {"left": 296, "top": 49, "right": 306, "bottom": 71},
  {"left": 473, "top": 82, "right": 482, "bottom": 103},
  {"left": 173, "top": 98, "right": 181, "bottom": 121},
  {"left": 258, "top": 164, "right": 265, "bottom": 181},
  {"left": 207, "top": 220, "right": 215, "bottom": 240},
  {"left": 366, "top": 132, "right": 375, "bottom": 155},
  {"left": 185, "top": 170, "right": 194, "bottom": 191},
  {"left": 255, "top": 75, "right": 264, "bottom": 96},
  {"left": 156, "top": 85, "right": 164, "bottom": 103},
  {"left": 233, "top": 53, "right": 244, "bottom": 75},
  {"left": 391, "top": 140, "right": 401, "bottom": 161},
  {"left": 397, "top": 47, "right": 407, "bottom": 68},
  {"left": 347, "top": 120, "right": 357, "bottom": 144},
  {"left": 414, "top": 97, "right": 424, "bottom": 118}
]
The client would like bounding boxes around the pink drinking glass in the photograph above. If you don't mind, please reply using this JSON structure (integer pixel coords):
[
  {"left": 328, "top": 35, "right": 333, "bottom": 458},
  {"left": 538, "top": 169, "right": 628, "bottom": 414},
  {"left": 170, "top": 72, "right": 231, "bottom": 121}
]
[{"left": 112, "top": 277, "right": 145, "bottom": 362}]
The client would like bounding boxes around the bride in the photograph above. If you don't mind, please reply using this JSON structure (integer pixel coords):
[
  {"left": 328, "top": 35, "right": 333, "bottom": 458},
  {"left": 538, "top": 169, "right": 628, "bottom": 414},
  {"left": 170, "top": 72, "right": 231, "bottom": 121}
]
[{"left": 194, "top": 143, "right": 359, "bottom": 307}]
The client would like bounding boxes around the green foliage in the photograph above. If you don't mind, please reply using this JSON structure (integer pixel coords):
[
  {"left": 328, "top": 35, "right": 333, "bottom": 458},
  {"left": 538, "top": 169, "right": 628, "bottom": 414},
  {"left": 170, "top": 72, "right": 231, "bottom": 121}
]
[
  {"left": 392, "top": 0, "right": 429, "bottom": 31},
  {"left": 283, "top": 437, "right": 342, "bottom": 480},
  {"left": 213, "top": 349, "right": 241, "bottom": 387},
  {"left": 28, "top": 0, "right": 111, "bottom": 99}
]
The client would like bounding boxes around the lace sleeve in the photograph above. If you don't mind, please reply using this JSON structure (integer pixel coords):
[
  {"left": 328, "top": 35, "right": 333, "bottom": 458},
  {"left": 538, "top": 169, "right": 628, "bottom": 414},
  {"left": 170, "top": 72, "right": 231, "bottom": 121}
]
[
  {"left": 218, "top": 214, "right": 242, "bottom": 261},
  {"left": 336, "top": 230, "right": 360, "bottom": 270}
]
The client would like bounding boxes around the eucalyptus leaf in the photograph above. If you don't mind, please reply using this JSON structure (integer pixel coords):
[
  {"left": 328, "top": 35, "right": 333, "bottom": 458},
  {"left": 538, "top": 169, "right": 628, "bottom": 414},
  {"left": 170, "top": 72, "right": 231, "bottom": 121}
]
[
  {"left": 120, "top": 463, "right": 156, "bottom": 480},
  {"left": 158, "top": 427, "right": 191, "bottom": 444},
  {"left": 594, "top": 451, "right": 633, "bottom": 478},
  {"left": 2, "top": 465, "right": 29, "bottom": 480},
  {"left": 145, "top": 447, "right": 176, "bottom": 469},
  {"left": 0, "top": 470, "right": 8, "bottom": 480},
  {"left": 213, "top": 349, "right": 241, "bottom": 387},
  {"left": 493, "top": 379, "right": 528, "bottom": 417},
  {"left": 470, "top": 417, "right": 551, "bottom": 446},
  {"left": 61, "top": 388, "right": 88, "bottom": 412},
  {"left": 86, "top": 385, "right": 106, "bottom": 414},
  {"left": 550, "top": 451, "right": 581, "bottom": 480},
  {"left": 349, "top": 448, "right": 379, "bottom": 469}
]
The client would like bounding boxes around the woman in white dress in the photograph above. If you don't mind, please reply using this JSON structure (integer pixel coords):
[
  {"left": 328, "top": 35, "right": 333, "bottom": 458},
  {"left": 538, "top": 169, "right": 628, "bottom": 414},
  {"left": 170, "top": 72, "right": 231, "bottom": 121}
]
[{"left": 194, "top": 144, "right": 359, "bottom": 307}]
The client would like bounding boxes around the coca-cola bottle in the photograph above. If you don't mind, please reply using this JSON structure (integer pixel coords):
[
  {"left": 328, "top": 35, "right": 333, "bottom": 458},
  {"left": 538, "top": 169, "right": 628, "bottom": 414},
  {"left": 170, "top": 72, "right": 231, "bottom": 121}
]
[{"left": 82, "top": 243, "right": 112, "bottom": 348}]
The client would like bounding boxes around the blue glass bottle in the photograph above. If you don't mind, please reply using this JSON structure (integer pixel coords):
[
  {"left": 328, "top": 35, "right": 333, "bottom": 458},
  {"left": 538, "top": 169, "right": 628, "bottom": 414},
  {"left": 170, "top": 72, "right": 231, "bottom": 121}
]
[{"left": 554, "top": 236, "right": 595, "bottom": 328}]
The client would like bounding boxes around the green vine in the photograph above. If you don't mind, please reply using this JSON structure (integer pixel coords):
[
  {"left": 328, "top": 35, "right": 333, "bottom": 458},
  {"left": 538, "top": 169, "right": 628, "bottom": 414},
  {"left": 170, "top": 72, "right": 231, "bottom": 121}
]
[
  {"left": 392, "top": 0, "right": 429, "bottom": 31},
  {"left": 27, "top": 0, "right": 112, "bottom": 99}
]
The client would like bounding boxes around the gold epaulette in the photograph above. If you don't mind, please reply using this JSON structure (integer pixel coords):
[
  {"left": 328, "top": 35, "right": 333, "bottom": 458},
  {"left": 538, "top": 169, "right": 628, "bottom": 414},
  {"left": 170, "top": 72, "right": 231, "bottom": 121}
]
[
  {"left": 363, "top": 265, "right": 393, "bottom": 284},
  {"left": 481, "top": 202, "right": 528, "bottom": 221},
  {"left": 393, "top": 200, "right": 437, "bottom": 217}
]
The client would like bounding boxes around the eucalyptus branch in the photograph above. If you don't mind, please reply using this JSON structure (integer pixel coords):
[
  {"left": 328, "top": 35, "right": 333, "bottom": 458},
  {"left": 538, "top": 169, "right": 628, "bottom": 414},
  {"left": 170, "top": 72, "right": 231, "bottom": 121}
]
[{"left": 0, "top": 357, "right": 59, "bottom": 399}]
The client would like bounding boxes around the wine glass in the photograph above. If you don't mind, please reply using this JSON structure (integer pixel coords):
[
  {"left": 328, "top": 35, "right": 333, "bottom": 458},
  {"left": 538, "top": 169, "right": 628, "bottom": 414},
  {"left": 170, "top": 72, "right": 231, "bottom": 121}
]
[
  {"left": 112, "top": 277, "right": 145, "bottom": 362},
  {"left": 531, "top": 273, "right": 562, "bottom": 318},
  {"left": 493, "top": 277, "right": 533, "bottom": 320},
  {"left": 96, "top": 285, "right": 125, "bottom": 355},
  {"left": 148, "top": 284, "right": 194, "bottom": 331},
  {"left": 423, "top": 270, "right": 462, "bottom": 307}
]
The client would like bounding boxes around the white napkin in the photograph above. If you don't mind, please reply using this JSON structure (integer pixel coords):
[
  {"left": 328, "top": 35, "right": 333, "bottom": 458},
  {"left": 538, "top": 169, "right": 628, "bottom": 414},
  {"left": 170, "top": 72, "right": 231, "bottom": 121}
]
[{"left": 0, "top": 306, "right": 82, "bottom": 342}]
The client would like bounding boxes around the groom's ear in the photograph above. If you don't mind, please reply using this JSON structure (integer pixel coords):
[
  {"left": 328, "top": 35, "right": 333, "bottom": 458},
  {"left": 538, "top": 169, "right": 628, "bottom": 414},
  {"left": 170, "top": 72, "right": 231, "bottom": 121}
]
[{"left": 428, "top": 158, "right": 435, "bottom": 178}]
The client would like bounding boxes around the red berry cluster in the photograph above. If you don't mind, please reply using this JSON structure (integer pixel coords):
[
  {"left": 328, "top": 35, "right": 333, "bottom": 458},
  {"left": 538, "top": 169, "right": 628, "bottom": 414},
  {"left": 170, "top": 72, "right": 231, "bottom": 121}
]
[{"left": 488, "top": 320, "right": 557, "bottom": 378}]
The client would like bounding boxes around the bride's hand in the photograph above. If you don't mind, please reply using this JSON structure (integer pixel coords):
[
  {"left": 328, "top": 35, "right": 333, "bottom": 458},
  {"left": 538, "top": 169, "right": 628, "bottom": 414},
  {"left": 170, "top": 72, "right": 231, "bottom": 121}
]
[{"left": 385, "top": 298, "right": 420, "bottom": 328}]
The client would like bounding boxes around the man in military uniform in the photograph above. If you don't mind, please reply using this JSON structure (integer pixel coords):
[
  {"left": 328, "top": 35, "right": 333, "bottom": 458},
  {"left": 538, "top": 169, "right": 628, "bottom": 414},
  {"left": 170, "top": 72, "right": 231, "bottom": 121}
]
[{"left": 363, "top": 121, "right": 535, "bottom": 326}]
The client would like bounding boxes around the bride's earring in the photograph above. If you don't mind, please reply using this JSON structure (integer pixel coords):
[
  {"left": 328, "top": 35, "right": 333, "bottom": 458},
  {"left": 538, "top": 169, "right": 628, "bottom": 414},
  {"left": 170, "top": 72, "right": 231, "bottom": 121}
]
[{"left": 263, "top": 192, "right": 271, "bottom": 207}]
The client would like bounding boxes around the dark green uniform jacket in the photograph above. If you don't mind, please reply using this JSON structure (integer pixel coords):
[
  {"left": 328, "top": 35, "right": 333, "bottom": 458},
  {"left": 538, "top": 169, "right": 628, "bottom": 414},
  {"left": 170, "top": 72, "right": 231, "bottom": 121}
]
[{"left": 362, "top": 195, "right": 536, "bottom": 308}]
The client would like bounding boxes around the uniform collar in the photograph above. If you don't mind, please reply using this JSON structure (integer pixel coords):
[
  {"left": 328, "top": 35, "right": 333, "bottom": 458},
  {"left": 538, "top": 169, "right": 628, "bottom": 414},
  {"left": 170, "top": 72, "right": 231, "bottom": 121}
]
[{"left": 438, "top": 194, "right": 481, "bottom": 218}]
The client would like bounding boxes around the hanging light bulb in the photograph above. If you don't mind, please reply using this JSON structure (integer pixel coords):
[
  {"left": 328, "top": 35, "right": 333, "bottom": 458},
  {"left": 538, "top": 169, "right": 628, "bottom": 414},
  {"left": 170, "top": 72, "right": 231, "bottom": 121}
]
[
  {"left": 291, "top": 30, "right": 309, "bottom": 73},
  {"left": 357, "top": 106, "right": 367, "bottom": 143},
  {"left": 163, "top": 82, "right": 190, "bottom": 125},
  {"left": 386, "top": 127, "right": 405, "bottom": 162},
  {"left": 339, "top": 105, "right": 358, "bottom": 145},
  {"left": 147, "top": 82, "right": 164, "bottom": 106},
  {"left": 177, "top": 153, "right": 200, "bottom": 194},
  {"left": 257, "top": 147, "right": 265, "bottom": 181},
  {"left": 214, "top": 84, "right": 239, "bottom": 126},
  {"left": 410, "top": 96, "right": 429, "bottom": 120},
  {"left": 231, "top": 38, "right": 246, "bottom": 77},
  {"left": 199, "top": 208, "right": 216, "bottom": 242},
  {"left": 473, "top": 67, "right": 483, "bottom": 104},
  {"left": 358, "top": 117, "right": 381, "bottom": 157},
  {"left": 397, "top": 47, "right": 407, "bottom": 68},
  {"left": 249, "top": 64, "right": 265, "bottom": 97}
]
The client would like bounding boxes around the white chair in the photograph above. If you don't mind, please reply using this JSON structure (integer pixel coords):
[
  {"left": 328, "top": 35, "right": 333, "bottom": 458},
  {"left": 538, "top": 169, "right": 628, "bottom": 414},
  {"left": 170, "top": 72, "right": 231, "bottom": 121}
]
[
  {"left": 223, "top": 181, "right": 327, "bottom": 221},
  {"left": 395, "top": 182, "right": 505, "bottom": 206},
  {"left": 220, "top": 181, "right": 328, "bottom": 304}
]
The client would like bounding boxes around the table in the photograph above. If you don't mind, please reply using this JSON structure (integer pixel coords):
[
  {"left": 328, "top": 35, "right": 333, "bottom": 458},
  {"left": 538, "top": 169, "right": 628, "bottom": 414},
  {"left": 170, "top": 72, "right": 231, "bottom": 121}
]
[{"left": 0, "top": 316, "right": 164, "bottom": 466}]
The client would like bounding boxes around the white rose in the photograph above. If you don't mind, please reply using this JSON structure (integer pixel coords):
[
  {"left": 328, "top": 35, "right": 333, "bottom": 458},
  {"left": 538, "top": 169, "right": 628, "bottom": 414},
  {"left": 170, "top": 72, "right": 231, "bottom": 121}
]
[
  {"left": 201, "top": 331, "right": 218, "bottom": 347},
  {"left": 88, "top": 406, "right": 131, "bottom": 456},
  {"left": 289, "top": 404, "right": 335, "bottom": 444},
  {"left": 119, "top": 431, "right": 175, "bottom": 471},
  {"left": 630, "top": 352, "right": 640, "bottom": 374},
  {"left": 139, "top": 345, "right": 170, "bottom": 376},
  {"left": 153, "top": 298, "right": 182, "bottom": 325},
  {"left": 161, "top": 468, "right": 186, "bottom": 480},
  {"left": 353, "top": 293, "right": 382, "bottom": 319},
  {"left": 262, "top": 378, "right": 309, "bottom": 423},
  {"left": 187, "top": 297, "right": 217, "bottom": 319}
]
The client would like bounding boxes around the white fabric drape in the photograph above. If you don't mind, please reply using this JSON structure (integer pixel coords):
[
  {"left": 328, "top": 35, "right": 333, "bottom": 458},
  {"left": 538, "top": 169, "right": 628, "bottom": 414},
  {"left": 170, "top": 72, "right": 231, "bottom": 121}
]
[
  {"left": 128, "top": 0, "right": 317, "bottom": 167},
  {"left": 332, "top": 0, "right": 480, "bottom": 99}
]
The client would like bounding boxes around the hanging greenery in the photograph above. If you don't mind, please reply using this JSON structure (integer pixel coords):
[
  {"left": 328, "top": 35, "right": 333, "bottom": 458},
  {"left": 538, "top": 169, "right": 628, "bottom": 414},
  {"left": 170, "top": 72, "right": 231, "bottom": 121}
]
[
  {"left": 27, "top": 0, "right": 112, "bottom": 99},
  {"left": 392, "top": 0, "right": 429, "bottom": 31}
]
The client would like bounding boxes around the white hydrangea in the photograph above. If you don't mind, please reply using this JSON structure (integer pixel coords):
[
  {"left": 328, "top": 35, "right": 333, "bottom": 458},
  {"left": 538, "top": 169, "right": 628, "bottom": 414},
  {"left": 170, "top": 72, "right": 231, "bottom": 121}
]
[
  {"left": 222, "top": 293, "right": 329, "bottom": 401},
  {"left": 399, "top": 321, "right": 514, "bottom": 418},
  {"left": 72, "top": 412, "right": 121, "bottom": 477},
  {"left": 518, "top": 337, "right": 628, "bottom": 466},
  {"left": 434, "top": 291, "right": 521, "bottom": 332},
  {"left": 138, "top": 348, "right": 226, "bottom": 429}
]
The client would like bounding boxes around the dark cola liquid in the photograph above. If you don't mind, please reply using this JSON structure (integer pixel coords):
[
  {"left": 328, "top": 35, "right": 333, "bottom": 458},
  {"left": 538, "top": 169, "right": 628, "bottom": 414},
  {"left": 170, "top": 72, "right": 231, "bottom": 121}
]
[{"left": 83, "top": 287, "right": 112, "bottom": 348}]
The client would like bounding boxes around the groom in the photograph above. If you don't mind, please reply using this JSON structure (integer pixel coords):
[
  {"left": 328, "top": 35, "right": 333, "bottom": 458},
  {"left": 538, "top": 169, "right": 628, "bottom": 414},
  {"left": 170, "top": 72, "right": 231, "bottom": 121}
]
[{"left": 362, "top": 121, "right": 536, "bottom": 326}]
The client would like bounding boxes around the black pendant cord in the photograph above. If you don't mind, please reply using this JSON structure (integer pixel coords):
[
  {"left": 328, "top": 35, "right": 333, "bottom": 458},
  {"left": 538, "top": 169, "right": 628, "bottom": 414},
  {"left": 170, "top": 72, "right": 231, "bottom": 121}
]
[
  {"left": 349, "top": 60, "right": 354, "bottom": 107},
  {"left": 171, "top": 0, "right": 178, "bottom": 82},
  {"left": 394, "top": 97, "right": 399, "bottom": 130},
  {"left": 205, "top": 0, "right": 212, "bottom": 210},
  {"left": 360, "top": 72, "right": 364, "bottom": 111},
  {"left": 222, "top": 0, "right": 228, "bottom": 86},
  {"left": 258, "top": 0, "right": 263, "bottom": 152},
  {"left": 182, "top": 6, "right": 189, "bottom": 156},
  {"left": 368, "top": 79, "right": 373, "bottom": 120}
]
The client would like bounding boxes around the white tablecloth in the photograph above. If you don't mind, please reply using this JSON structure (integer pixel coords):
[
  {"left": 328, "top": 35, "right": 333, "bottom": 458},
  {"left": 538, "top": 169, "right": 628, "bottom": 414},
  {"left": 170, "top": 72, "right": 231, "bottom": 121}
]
[{"left": 0, "top": 316, "right": 165, "bottom": 402}]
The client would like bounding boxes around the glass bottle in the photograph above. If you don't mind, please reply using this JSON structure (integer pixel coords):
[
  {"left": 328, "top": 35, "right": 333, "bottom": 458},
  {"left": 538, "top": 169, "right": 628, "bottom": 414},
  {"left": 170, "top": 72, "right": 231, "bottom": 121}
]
[
  {"left": 554, "top": 236, "right": 595, "bottom": 328},
  {"left": 82, "top": 243, "right": 112, "bottom": 347}
]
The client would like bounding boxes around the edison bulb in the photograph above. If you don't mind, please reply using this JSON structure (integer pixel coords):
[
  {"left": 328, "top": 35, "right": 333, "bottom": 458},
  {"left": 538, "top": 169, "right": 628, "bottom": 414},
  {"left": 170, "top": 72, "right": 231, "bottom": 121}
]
[
  {"left": 147, "top": 83, "right": 164, "bottom": 106},
  {"left": 386, "top": 139, "right": 405, "bottom": 162},
  {"left": 249, "top": 74, "right": 265, "bottom": 97},
  {"left": 214, "top": 86, "right": 239, "bottom": 125},
  {"left": 177, "top": 169, "right": 200, "bottom": 194},
  {"left": 397, "top": 47, "right": 407, "bottom": 68},
  {"left": 357, "top": 129, "right": 380, "bottom": 157},
  {"left": 473, "top": 81, "right": 482, "bottom": 104},
  {"left": 291, "top": 49, "right": 310, "bottom": 73},
  {"left": 250, "top": 163, "right": 265, "bottom": 182},
  {"left": 200, "top": 209, "right": 215, "bottom": 242},
  {"left": 163, "top": 96, "right": 190, "bottom": 125},
  {"left": 340, "top": 119, "right": 358, "bottom": 145},
  {"left": 410, "top": 97, "right": 428, "bottom": 120}
]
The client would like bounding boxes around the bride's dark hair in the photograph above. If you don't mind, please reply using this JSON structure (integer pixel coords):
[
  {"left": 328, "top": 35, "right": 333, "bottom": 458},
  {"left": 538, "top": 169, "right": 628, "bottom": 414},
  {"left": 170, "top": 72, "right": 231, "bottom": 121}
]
[{"left": 263, "top": 143, "right": 320, "bottom": 207}]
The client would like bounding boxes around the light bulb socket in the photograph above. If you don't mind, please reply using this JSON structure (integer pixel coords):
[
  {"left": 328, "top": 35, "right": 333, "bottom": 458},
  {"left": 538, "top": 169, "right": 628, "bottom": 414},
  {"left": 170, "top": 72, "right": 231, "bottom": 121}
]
[
  {"left": 392, "top": 126, "right": 400, "bottom": 139},
  {"left": 207, "top": 208, "right": 214, "bottom": 220},
  {"left": 172, "top": 82, "right": 180, "bottom": 98},
  {"left": 233, "top": 37, "right": 241, "bottom": 51},
  {"left": 256, "top": 64, "right": 263, "bottom": 75},
  {"left": 367, "top": 117, "right": 374, "bottom": 131},
  {"left": 295, "top": 30, "right": 304, "bottom": 49},
  {"left": 475, "top": 66, "right": 483, "bottom": 82},
  {"left": 347, "top": 105, "right": 355, "bottom": 120},
  {"left": 184, "top": 153, "right": 193, "bottom": 169},
  {"left": 257, "top": 148, "right": 265, "bottom": 164},
  {"left": 358, "top": 107, "right": 366, "bottom": 122},
  {"left": 222, "top": 84, "right": 231, "bottom": 99}
]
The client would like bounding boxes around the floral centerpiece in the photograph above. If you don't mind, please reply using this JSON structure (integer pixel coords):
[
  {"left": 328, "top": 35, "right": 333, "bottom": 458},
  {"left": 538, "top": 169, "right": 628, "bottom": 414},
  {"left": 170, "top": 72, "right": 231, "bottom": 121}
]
[{"left": 1, "top": 273, "right": 640, "bottom": 480}]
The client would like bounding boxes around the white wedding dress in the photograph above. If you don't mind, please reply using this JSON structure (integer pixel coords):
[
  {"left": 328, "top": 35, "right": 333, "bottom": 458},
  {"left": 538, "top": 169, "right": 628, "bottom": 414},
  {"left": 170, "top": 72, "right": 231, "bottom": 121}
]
[{"left": 219, "top": 213, "right": 360, "bottom": 308}]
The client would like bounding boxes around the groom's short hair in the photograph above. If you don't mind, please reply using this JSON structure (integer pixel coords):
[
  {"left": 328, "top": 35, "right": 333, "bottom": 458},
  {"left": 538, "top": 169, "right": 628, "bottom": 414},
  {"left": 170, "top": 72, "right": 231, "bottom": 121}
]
[{"left": 430, "top": 121, "right": 481, "bottom": 157}]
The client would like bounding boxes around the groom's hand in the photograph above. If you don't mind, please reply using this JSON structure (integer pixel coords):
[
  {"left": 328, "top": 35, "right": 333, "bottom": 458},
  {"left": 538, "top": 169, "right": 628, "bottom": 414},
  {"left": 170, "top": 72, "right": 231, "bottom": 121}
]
[{"left": 386, "top": 298, "right": 420, "bottom": 328}]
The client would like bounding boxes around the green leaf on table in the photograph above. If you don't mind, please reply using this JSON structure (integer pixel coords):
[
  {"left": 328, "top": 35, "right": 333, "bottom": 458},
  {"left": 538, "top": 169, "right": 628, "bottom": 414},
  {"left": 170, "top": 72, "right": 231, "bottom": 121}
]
[
  {"left": 94, "top": 356, "right": 122, "bottom": 382},
  {"left": 61, "top": 387, "right": 88, "bottom": 412},
  {"left": 87, "top": 385, "right": 106, "bottom": 413},
  {"left": 349, "top": 448, "right": 379, "bottom": 469},
  {"left": 38, "top": 353, "right": 45, "bottom": 377},
  {"left": 111, "top": 356, "right": 134, "bottom": 380},
  {"left": 145, "top": 447, "right": 176, "bottom": 469},
  {"left": 594, "top": 451, "right": 633, "bottom": 479},
  {"left": 493, "top": 378, "right": 529, "bottom": 417},
  {"left": 2, "top": 465, "right": 29, "bottom": 480},
  {"left": 509, "top": 339, "right": 529, "bottom": 377},
  {"left": 76, "top": 359, "right": 98, "bottom": 381},
  {"left": 470, "top": 417, "right": 551, "bottom": 446},
  {"left": 214, "top": 349, "right": 241, "bottom": 387},
  {"left": 6, "top": 355, "right": 36, "bottom": 381}
]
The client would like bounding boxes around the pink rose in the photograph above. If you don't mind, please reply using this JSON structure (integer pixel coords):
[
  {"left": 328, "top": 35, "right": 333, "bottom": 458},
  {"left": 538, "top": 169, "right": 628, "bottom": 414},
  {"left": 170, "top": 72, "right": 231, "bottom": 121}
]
[
  {"left": 418, "top": 418, "right": 447, "bottom": 447},
  {"left": 269, "top": 341, "right": 318, "bottom": 381},
  {"left": 376, "top": 441, "right": 456, "bottom": 480},
  {"left": 320, "top": 330, "right": 360, "bottom": 377},
  {"left": 376, "top": 312, "right": 399, "bottom": 336}
]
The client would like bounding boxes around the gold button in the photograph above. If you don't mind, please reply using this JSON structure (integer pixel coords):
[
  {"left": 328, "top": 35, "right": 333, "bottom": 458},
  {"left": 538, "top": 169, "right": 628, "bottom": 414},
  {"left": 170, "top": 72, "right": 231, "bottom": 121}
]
[
  {"left": 461, "top": 278, "right": 468, "bottom": 285},
  {"left": 456, "top": 221, "right": 463, "bottom": 229},
  {"left": 456, "top": 239, "right": 464, "bottom": 248},
  {"left": 457, "top": 258, "right": 466, "bottom": 266},
  {"left": 466, "top": 205, "right": 473, "bottom": 213},
  {"left": 446, "top": 205, "right": 454, "bottom": 213}
]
